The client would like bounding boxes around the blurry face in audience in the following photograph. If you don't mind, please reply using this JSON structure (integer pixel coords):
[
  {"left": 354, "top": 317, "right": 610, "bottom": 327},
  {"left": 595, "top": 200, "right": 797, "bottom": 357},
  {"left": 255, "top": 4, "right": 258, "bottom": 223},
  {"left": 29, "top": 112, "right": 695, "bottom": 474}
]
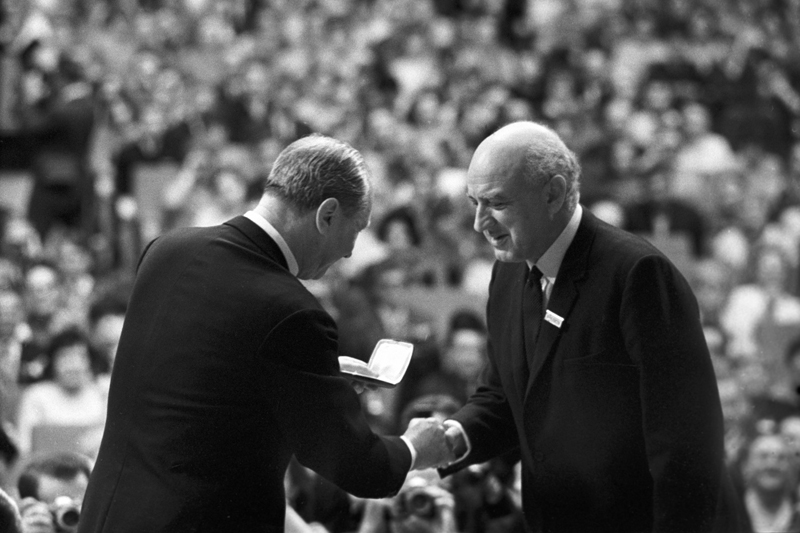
[
  {"left": 444, "top": 329, "right": 486, "bottom": 381},
  {"left": 780, "top": 417, "right": 800, "bottom": 458},
  {"left": 683, "top": 103, "right": 711, "bottom": 138},
  {"left": 693, "top": 261, "right": 730, "bottom": 320},
  {"left": 53, "top": 344, "right": 93, "bottom": 393},
  {"left": 717, "top": 378, "right": 752, "bottom": 428},
  {"left": 58, "top": 241, "right": 92, "bottom": 278},
  {"left": 745, "top": 435, "right": 794, "bottom": 494},
  {"left": 738, "top": 362, "right": 771, "bottom": 398},
  {"left": 213, "top": 170, "right": 248, "bottom": 209},
  {"left": 755, "top": 248, "right": 789, "bottom": 291},
  {"left": 25, "top": 266, "right": 60, "bottom": 316},
  {"left": 385, "top": 220, "right": 415, "bottom": 251}
]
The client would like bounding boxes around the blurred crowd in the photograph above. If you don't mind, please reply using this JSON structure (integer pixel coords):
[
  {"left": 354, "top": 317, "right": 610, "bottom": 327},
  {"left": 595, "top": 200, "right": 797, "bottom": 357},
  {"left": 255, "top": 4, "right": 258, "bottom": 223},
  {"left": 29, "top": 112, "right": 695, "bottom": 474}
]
[{"left": 0, "top": 0, "right": 800, "bottom": 531}]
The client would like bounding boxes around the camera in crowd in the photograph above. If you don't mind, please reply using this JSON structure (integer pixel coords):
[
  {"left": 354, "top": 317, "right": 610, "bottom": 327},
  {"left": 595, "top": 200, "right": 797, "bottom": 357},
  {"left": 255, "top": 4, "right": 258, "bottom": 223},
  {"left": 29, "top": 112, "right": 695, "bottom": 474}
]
[
  {"left": 19, "top": 495, "right": 81, "bottom": 533},
  {"left": 395, "top": 486, "right": 439, "bottom": 520},
  {"left": 50, "top": 496, "right": 81, "bottom": 532}
]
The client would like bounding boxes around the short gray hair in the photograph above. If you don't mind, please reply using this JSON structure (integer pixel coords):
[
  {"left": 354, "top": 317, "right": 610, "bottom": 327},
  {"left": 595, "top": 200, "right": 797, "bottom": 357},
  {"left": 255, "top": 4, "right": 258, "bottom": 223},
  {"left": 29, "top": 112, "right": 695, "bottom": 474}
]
[
  {"left": 522, "top": 124, "right": 582, "bottom": 211},
  {"left": 264, "top": 134, "right": 372, "bottom": 222}
]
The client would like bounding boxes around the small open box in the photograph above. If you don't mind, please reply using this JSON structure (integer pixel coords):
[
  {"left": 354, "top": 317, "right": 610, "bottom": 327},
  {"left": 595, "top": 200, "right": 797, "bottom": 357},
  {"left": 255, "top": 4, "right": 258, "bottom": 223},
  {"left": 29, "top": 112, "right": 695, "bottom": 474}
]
[{"left": 338, "top": 339, "right": 415, "bottom": 388}]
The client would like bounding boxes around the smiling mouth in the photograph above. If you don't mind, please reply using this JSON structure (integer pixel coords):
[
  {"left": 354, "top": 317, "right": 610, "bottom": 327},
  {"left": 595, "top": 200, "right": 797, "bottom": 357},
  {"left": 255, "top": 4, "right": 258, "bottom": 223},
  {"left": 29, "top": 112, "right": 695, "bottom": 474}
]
[{"left": 486, "top": 234, "right": 509, "bottom": 246}]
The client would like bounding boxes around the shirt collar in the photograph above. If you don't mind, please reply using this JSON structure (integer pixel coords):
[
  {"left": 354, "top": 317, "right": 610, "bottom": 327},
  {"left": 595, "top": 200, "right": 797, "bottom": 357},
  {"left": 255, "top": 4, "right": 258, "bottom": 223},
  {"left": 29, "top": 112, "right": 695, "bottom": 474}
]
[
  {"left": 244, "top": 210, "right": 300, "bottom": 277},
  {"left": 528, "top": 204, "right": 583, "bottom": 282}
]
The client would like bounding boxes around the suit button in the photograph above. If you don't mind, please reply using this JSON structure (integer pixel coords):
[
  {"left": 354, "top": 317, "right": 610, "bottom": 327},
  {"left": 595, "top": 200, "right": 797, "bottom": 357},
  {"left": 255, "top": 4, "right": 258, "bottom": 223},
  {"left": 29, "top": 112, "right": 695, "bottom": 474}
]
[{"left": 534, "top": 452, "right": 545, "bottom": 462}]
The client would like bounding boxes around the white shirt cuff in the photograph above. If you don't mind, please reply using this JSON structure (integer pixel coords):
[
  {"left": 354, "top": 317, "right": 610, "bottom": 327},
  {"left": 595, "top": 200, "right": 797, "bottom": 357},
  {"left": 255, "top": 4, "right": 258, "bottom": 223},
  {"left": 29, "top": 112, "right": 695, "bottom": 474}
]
[{"left": 400, "top": 435, "right": 418, "bottom": 470}]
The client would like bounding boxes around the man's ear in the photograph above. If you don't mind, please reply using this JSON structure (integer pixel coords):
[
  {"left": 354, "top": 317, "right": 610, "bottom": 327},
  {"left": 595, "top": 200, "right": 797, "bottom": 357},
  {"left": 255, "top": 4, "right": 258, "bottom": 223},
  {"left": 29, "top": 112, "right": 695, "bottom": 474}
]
[
  {"left": 315, "top": 198, "right": 340, "bottom": 234},
  {"left": 545, "top": 174, "right": 567, "bottom": 216}
]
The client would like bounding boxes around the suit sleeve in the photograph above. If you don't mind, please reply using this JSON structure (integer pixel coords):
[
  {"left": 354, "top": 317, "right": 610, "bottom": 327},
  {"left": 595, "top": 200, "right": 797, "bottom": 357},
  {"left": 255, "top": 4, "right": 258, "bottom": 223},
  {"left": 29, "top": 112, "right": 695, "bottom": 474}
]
[
  {"left": 442, "top": 265, "right": 521, "bottom": 474},
  {"left": 621, "top": 254, "right": 726, "bottom": 533},
  {"left": 260, "top": 308, "right": 412, "bottom": 498}
]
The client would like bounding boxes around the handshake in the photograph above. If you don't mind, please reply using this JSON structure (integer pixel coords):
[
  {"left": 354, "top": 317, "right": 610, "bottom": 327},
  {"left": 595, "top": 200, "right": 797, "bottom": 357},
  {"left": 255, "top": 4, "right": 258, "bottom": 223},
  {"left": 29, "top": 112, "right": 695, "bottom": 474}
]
[{"left": 401, "top": 418, "right": 468, "bottom": 471}]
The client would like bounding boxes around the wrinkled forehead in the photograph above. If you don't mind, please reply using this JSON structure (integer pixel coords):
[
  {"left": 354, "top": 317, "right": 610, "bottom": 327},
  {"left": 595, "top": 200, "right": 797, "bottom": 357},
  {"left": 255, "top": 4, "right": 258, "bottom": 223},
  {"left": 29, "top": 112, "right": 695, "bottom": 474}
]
[{"left": 466, "top": 157, "right": 528, "bottom": 200}]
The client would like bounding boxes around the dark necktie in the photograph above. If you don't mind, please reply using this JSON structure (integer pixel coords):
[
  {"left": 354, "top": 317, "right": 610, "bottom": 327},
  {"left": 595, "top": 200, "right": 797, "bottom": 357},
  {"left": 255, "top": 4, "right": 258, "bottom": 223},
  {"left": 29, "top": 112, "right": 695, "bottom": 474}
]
[{"left": 522, "top": 266, "right": 544, "bottom": 369}]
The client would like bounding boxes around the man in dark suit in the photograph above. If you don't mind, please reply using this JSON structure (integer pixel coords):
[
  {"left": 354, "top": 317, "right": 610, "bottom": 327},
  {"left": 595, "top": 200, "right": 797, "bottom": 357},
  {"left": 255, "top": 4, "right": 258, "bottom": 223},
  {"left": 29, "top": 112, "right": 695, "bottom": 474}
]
[
  {"left": 77, "top": 135, "right": 450, "bottom": 533},
  {"left": 438, "top": 122, "right": 743, "bottom": 532}
]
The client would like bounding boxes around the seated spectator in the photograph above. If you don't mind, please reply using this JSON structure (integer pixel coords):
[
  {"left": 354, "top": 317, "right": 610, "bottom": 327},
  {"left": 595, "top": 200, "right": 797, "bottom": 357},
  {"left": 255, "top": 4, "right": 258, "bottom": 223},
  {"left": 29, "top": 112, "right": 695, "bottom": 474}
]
[
  {"left": 400, "top": 309, "right": 488, "bottom": 406},
  {"left": 375, "top": 206, "right": 438, "bottom": 287},
  {"left": 692, "top": 259, "right": 734, "bottom": 330},
  {"left": 164, "top": 161, "right": 256, "bottom": 230},
  {"left": 17, "top": 451, "right": 91, "bottom": 533},
  {"left": 86, "top": 296, "right": 127, "bottom": 392},
  {"left": 720, "top": 244, "right": 800, "bottom": 361},
  {"left": 354, "top": 263, "right": 436, "bottom": 344},
  {"left": 739, "top": 434, "right": 800, "bottom": 533},
  {"left": 0, "top": 217, "right": 41, "bottom": 271},
  {"left": 718, "top": 377, "right": 758, "bottom": 468},
  {"left": 671, "top": 101, "right": 739, "bottom": 217},
  {"left": 624, "top": 163, "right": 708, "bottom": 257},
  {"left": 21, "top": 261, "right": 72, "bottom": 379},
  {"left": 15, "top": 328, "right": 106, "bottom": 457}
]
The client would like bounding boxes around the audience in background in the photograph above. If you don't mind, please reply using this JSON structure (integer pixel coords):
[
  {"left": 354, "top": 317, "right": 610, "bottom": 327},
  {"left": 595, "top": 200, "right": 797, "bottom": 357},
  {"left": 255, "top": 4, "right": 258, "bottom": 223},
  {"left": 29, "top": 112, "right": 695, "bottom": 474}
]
[
  {"left": 15, "top": 328, "right": 106, "bottom": 457},
  {"left": 1, "top": 0, "right": 800, "bottom": 531},
  {"left": 16, "top": 451, "right": 90, "bottom": 533}
]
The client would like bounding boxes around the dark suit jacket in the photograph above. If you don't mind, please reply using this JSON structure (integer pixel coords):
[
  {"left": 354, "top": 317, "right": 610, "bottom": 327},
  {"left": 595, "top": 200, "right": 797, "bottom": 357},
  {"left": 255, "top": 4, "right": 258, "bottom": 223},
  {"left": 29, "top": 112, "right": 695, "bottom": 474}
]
[
  {"left": 78, "top": 216, "right": 411, "bottom": 533},
  {"left": 442, "top": 210, "right": 743, "bottom": 533}
]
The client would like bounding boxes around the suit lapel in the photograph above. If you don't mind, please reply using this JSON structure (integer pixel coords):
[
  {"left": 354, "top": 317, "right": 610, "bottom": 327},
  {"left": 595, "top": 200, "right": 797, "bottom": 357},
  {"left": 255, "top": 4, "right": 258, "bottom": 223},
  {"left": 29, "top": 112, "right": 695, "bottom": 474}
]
[{"left": 525, "top": 211, "right": 598, "bottom": 396}]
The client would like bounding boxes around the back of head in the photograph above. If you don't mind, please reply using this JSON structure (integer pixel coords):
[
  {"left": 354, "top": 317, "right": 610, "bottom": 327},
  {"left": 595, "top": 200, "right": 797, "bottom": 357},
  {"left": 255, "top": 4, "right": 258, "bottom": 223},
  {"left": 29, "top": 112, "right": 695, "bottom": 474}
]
[{"left": 264, "top": 134, "right": 371, "bottom": 223}]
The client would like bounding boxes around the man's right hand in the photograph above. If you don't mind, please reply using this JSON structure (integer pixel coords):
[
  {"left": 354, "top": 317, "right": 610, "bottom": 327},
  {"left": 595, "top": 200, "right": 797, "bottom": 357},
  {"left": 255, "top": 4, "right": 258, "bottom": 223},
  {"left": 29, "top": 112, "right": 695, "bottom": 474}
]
[{"left": 402, "top": 418, "right": 454, "bottom": 470}]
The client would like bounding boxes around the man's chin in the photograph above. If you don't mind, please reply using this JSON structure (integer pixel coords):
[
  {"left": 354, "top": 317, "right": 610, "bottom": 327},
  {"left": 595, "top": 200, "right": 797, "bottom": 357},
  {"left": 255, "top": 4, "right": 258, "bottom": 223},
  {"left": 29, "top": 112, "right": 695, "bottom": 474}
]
[{"left": 492, "top": 249, "right": 524, "bottom": 263}]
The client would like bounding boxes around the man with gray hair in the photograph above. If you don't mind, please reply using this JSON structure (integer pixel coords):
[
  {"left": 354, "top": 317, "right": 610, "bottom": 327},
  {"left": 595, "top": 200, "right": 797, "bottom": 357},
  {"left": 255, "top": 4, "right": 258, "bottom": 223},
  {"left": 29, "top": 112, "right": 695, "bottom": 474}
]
[
  {"left": 435, "top": 122, "right": 744, "bottom": 532},
  {"left": 77, "top": 134, "right": 450, "bottom": 533}
]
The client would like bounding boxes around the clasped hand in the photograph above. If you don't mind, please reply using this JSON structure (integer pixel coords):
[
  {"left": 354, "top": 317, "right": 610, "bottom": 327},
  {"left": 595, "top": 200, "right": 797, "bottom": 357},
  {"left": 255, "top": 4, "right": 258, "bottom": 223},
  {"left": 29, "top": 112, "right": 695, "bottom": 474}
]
[{"left": 402, "top": 418, "right": 465, "bottom": 470}]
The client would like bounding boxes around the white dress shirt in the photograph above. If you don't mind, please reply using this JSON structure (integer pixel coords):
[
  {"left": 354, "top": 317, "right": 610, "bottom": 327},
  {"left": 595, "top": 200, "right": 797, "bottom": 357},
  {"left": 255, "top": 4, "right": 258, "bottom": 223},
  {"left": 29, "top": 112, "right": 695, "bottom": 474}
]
[{"left": 244, "top": 210, "right": 300, "bottom": 276}]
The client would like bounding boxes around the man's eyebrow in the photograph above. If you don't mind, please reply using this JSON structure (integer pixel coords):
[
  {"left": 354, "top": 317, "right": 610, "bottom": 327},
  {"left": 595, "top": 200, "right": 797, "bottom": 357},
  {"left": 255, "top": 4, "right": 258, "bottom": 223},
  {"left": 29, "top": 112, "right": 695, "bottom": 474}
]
[{"left": 467, "top": 190, "right": 508, "bottom": 203}]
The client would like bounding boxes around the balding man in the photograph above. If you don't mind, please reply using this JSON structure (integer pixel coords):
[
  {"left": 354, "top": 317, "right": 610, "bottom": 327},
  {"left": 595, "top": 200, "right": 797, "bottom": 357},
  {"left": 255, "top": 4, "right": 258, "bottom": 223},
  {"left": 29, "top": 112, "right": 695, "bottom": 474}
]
[
  {"left": 438, "top": 122, "right": 743, "bottom": 532},
  {"left": 77, "top": 134, "right": 450, "bottom": 533}
]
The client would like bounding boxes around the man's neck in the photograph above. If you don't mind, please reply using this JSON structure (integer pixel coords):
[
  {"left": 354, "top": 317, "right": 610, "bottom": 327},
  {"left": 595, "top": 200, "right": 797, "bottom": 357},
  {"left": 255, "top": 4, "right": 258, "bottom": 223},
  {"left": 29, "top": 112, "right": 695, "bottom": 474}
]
[{"left": 252, "top": 197, "right": 314, "bottom": 277}]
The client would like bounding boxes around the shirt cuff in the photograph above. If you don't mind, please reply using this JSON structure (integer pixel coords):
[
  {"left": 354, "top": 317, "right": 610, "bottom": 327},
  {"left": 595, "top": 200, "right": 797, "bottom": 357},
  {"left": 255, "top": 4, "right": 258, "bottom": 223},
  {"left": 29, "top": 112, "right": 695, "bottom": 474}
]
[{"left": 400, "top": 435, "right": 418, "bottom": 470}]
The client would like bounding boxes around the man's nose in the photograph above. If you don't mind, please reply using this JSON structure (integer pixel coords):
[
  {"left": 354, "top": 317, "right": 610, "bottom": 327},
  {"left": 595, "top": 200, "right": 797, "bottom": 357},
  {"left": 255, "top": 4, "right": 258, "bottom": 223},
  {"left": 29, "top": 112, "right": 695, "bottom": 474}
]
[{"left": 473, "top": 205, "right": 492, "bottom": 233}]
